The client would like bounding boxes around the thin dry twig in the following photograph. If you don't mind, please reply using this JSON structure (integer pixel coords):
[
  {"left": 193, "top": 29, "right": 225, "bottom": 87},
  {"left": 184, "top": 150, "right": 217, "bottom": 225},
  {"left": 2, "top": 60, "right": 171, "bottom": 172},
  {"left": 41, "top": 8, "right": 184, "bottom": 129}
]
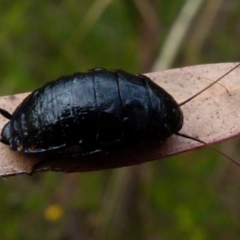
[{"left": 152, "top": 0, "right": 204, "bottom": 70}]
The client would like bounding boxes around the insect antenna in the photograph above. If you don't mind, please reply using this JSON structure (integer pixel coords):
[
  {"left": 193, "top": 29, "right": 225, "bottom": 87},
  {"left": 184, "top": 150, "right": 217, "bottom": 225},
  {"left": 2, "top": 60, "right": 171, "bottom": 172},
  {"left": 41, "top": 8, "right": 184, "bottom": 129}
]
[
  {"left": 176, "top": 63, "right": 240, "bottom": 167},
  {"left": 179, "top": 62, "right": 240, "bottom": 106},
  {"left": 175, "top": 132, "right": 240, "bottom": 168}
]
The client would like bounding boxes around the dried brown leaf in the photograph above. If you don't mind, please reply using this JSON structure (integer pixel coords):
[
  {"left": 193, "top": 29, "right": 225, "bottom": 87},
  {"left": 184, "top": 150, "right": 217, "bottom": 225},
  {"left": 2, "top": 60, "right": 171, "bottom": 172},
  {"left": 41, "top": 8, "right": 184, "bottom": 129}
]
[{"left": 0, "top": 63, "right": 239, "bottom": 176}]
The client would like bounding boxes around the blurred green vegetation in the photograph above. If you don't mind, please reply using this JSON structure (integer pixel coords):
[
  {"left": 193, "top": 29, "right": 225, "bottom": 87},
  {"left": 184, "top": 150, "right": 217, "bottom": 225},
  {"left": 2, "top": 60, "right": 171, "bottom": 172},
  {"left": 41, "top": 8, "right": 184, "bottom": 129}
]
[{"left": 1, "top": 0, "right": 240, "bottom": 239}]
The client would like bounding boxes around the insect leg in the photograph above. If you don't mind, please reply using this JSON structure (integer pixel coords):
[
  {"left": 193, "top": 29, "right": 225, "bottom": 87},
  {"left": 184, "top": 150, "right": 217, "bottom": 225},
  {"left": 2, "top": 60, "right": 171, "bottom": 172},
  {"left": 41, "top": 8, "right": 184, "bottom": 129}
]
[
  {"left": 0, "top": 108, "right": 12, "bottom": 120},
  {"left": 199, "top": 76, "right": 230, "bottom": 95}
]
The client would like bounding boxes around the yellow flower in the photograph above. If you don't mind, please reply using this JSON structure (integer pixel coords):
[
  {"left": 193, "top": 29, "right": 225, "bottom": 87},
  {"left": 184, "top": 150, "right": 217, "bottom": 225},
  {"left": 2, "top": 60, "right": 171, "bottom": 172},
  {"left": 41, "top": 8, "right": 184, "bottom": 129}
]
[{"left": 44, "top": 204, "right": 63, "bottom": 221}]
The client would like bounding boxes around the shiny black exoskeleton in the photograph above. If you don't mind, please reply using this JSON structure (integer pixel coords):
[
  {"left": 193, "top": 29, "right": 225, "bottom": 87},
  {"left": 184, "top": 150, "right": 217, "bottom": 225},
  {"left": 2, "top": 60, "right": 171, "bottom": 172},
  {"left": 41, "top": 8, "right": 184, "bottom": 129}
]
[{"left": 0, "top": 68, "right": 183, "bottom": 154}]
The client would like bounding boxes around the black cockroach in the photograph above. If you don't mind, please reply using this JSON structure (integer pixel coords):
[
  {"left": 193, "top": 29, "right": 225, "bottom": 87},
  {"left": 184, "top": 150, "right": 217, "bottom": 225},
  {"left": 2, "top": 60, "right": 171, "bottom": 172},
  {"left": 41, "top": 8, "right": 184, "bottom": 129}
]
[
  {"left": 0, "top": 64, "right": 239, "bottom": 163},
  {"left": 0, "top": 68, "right": 183, "bottom": 154}
]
